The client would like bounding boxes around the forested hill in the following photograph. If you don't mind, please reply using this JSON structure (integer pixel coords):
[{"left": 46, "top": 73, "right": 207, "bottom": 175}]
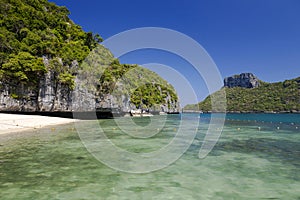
[
  {"left": 0, "top": 0, "right": 179, "bottom": 112},
  {"left": 184, "top": 74, "right": 300, "bottom": 113}
]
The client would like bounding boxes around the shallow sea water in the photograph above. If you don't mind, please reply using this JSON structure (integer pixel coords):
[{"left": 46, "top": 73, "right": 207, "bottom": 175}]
[{"left": 0, "top": 114, "right": 299, "bottom": 199}]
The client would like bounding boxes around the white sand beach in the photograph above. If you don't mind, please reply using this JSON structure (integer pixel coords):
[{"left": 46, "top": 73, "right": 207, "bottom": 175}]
[{"left": 0, "top": 113, "right": 77, "bottom": 135}]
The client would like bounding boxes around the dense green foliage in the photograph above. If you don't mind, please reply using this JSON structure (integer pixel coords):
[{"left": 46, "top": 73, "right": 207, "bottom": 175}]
[
  {"left": 0, "top": 0, "right": 101, "bottom": 90},
  {"left": 79, "top": 45, "right": 178, "bottom": 109},
  {"left": 0, "top": 52, "right": 45, "bottom": 84},
  {"left": 99, "top": 62, "right": 178, "bottom": 109},
  {"left": 0, "top": 0, "right": 178, "bottom": 110},
  {"left": 185, "top": 77, "right": 300, "bottom": 112},
  {"left": 131, "top": 83, "right": 177, "bottom": 109}
]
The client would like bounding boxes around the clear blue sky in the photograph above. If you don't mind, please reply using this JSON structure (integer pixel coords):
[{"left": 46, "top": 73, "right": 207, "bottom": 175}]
[{"left": 51, "top": 0, "right": 300, "bottom": 105}]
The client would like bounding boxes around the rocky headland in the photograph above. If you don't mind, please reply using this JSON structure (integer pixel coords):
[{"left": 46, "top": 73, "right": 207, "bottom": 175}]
[
  {"left": 0, "top": 0, "right": 179, "bottom": 117},
  {"left": 184, "top": 73, "right": 300, "bottom": 113}
]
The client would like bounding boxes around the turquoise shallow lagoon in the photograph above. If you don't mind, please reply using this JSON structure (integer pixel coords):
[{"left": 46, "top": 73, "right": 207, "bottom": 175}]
[{"left": 0, "top": 114, "right": 299, "bottom": 199}]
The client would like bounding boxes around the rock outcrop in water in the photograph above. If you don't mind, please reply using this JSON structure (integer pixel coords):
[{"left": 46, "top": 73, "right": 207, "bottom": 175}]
[{"left": 224, "top": 73, "right": 260, "bottom": 88}]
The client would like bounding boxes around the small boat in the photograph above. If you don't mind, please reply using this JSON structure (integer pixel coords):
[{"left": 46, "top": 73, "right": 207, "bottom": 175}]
[
  {"left": 130, "top": 109, "right": 153, "bottom": 117},
  {"left": 159, "top": 111, "right": 167, "bottom": 115}
]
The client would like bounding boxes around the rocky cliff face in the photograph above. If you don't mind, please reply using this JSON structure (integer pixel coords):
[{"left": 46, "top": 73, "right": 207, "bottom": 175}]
[
  {"left": 224, "top": 73, "right": 260, "bottom": 88},
  {"left": 0, "top": 0, "right": 180, "bottom": 114},
  {"left": 0, "top": 73, "right": 72, "bottom": 112},
  {"left": 0, "top": 78, "right": 179, "bottom": 113},
  {"left": 0, "top": 58, "right": 179, "bottom": 113}
]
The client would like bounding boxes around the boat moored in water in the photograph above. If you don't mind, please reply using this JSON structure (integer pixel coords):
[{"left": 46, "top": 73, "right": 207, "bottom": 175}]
[{"left": 130, "top": 109, "right": 153, "bottom": 117}]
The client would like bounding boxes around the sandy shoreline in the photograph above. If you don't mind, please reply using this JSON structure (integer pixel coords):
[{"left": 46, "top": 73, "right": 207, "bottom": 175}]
[{"left": 0, "top": 113, "right": 77, "bottom": 135}]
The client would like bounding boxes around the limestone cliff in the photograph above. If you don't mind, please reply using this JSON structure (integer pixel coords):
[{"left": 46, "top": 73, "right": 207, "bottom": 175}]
[
  {"left": 0, "top": 0, "right": 179, "bottom": 114},
  {"left": 224, "top": 73, "right": 260, "bottom": 88},
  {"left": 0, "top": 59, "right": 180, "bottom": 113},
  {"left": 0, "top": 48, "right": 180, "bottom": 113}
]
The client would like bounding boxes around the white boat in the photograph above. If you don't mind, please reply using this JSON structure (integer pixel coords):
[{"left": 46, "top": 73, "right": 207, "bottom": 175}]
[
  {"left": 159, "top": 111, "right": 167, "bottom": 115},
  {"left": 130, "top": 109, "right": 153, "bottom": 117}
]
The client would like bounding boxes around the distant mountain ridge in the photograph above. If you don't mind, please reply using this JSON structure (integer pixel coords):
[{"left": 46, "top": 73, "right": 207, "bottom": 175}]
[{"left": 184, "top": 73, "right": 300, "bottom": 113}]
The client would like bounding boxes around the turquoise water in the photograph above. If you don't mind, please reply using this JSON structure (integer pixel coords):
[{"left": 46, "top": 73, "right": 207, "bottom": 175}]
[{"left": 0, "top": 114, "right": 299, "bottom": 199}]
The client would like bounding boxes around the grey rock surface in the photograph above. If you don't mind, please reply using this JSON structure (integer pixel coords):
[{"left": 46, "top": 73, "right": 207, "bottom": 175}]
[
  {"left": 224, "top": 73, "right": 260, "bottom": 88},
  {"left": 0, "top": 66, "right": 179, "bottom": 113}
]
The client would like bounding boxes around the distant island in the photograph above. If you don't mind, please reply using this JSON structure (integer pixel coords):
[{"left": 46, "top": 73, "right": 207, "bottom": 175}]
[{"left": 184, "top": 73, "right": 300, "bottom": 113}]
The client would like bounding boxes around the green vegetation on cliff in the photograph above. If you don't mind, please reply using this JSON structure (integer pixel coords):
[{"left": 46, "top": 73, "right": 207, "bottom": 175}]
[
  {"left": 0, "top": 0, "right": 178, "bottom": 111},
  {"left": 99, "top": 62, "right": 178, "bottom": 109},
  {"left": 185, "top": 77, "right": 300, "bottom": 113},
  {"left": 0, "top": 0, "right": 100, "bottom": 89},
  {"left": 79, "top": 46, "right": 178, "bottom": 110}
]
